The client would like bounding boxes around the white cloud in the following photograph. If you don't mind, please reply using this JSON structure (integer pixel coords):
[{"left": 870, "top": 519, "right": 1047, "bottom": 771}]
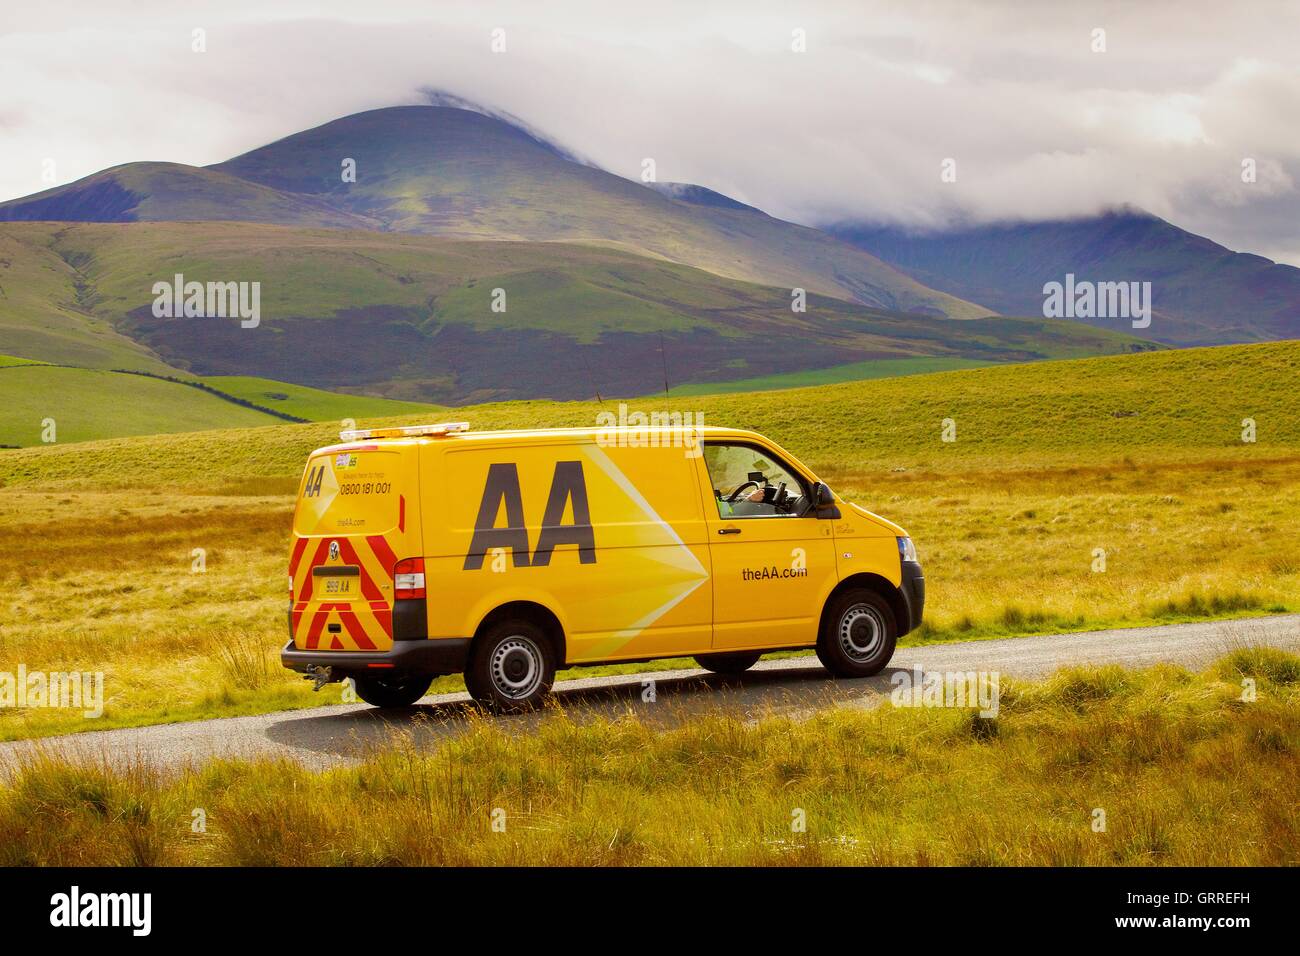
[{"left": 1, "top": 0, "right": 1297, "bottom": 263}]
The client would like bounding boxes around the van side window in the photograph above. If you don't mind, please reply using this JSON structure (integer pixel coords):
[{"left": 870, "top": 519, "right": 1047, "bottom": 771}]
[{"left": 703, "top": 443, "right": 810, "bottom": 518}]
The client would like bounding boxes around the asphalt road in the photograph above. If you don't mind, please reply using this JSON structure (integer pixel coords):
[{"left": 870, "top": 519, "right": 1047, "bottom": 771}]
[{"left": 3, "top": 614, "right": 1296, "bottom": 772}]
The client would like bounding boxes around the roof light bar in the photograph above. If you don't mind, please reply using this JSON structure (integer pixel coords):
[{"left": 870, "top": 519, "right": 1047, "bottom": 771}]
[{"left": 339, "top": 422, "right": 470, "bottom": 441}]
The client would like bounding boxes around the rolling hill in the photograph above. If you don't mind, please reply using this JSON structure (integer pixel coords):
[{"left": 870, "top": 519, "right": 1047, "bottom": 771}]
[
  {"left": 199, "top": 376, "right": 441, "bottom": 422},
  {"left": 2, "top": 340, "right": 1294, "bottom": 488},
  {"left": 0, "top": 226, "right": 175, "bottom": 372},
  {"left": 0, "top": 221, "right": 1155, "bottom": 406},
  {"left": 0, "top": 162, "right": 379, "bottom": 229},
  {"left": 0, "top": 365, "right": 280, "bottom": 446},
  {"left": 832, "top": 209, "right": 1300, "bottom": 344},
  {"left": 0, "top": 357, "right": 443, "bottom": 447},
  {"left": 1, "top": 106, "right": 987, "bottom": 319}
]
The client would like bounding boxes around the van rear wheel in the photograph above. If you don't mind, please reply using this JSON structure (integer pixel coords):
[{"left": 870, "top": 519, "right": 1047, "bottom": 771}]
[
  {"left": 817, "top": 588, "right": 897, "bottom": 678},
  {"left": 352, "top": 672, "right": 433, "bottom": 708},
  {"left": 694, "top": 651, "right": 762, "bottom": 674},
  {"left": 467, "top": 620, "right": 556, "bottom": 713}
]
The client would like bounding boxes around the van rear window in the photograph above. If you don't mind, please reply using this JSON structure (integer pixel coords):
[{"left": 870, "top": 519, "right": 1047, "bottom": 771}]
[{"left": 293, "top": 449, "right": 402, "bottom": 536}]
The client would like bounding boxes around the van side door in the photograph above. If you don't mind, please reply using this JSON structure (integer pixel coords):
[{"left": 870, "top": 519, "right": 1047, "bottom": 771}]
[
  {"left": 433, "top": 439, "right": 715, "bottom": 663},
  {"left": 695, "top": 440, "right": 838, "bottom": 650}
]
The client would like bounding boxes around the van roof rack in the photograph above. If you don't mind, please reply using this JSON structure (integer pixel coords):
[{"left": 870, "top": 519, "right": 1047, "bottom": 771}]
[{"left": 339, "top": 422, "right": 470, "bottom": 441}]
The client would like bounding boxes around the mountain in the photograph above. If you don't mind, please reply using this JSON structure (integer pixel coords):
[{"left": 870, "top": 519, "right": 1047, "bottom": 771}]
[
  {"left": 0, "top": 106, "right": 988, "bottom": 319},
  {"left": 1, "top": 104, "right": 1231, "bottom": 409},
  {"left": 831, "top": 210, "right": 1300, "bottom": 344},
  {"left": 0, "top": 221, "right": 1153, "bottom": 404},
  {"left": 6, "top": 107, "right": 1297, "bottom": 345},
  {"left": 211, "top": 106, "right": 986, "bottom": 316}
]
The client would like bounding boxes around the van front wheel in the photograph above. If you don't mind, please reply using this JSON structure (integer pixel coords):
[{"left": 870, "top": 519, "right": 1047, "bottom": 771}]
[
  {"left": 467, "top": 620, "right": 556, "bottom": 713},
  {"left": 351, "top": 672, "right": 434, "bottom": 708},
  {"left": 817, "top": 589, "right": 897, "bottom": 678}
]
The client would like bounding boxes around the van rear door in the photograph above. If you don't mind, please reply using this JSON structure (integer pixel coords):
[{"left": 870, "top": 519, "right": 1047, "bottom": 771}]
[{"left": 289, "top": 443, "right": 420, "bottom": 652}]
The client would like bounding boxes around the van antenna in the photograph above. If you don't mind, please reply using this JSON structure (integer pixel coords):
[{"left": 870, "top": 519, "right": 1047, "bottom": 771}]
[{"left": 578, "top": 348, "right": 605, "bottom": 407}]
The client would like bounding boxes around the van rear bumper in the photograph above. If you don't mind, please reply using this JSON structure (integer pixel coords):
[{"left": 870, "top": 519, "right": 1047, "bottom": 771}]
[{"left": 280, "top": 638, "right": 471, "bottom": 676}]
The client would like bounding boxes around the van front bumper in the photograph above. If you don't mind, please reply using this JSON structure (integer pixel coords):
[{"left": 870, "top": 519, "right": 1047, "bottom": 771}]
[
  {"left": 280, "top": 638, "right": 471, "bottom": 676},
  {"left": 900, "top": 560, "right": 926, "bottom": 634}
]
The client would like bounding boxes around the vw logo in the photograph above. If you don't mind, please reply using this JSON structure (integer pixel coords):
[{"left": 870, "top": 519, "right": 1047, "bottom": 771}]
[{"left": 328, "top": 540, "right": 340, "bottom": 561}]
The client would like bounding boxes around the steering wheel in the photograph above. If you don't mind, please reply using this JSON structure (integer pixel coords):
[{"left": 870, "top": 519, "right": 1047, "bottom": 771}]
[{"left": 727, "top": 480, "right": 763, "bottom": 502}]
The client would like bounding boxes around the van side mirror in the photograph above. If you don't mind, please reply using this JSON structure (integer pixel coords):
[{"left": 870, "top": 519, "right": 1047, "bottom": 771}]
[{"left": 811, "top": 481, "right": 839, "bottom": 518}]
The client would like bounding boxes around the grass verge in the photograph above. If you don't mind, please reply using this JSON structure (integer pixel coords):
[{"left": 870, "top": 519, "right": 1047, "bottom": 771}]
[{"left": 1, "top": 651, "right": 1296, "bottom": 865}]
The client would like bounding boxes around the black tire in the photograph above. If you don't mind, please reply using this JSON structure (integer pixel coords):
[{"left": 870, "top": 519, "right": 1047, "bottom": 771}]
[
  {"left": 816, "top": 588, "right": 897, "bottom": 677},
  {"left": 694, "top": 651, "right": 762, "bottom": 674},
  {"left": 466, "top": 619, "right": 557, "bottom": 713},
  {"left": 351, "top": 671, "right": 434, "bottom": 708},
  {"left": 461, "top": 663, "right": 485, "bottom": 702}
]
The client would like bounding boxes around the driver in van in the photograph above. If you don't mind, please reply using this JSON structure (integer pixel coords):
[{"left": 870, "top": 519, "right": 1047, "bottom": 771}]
[
  {"left": 718, "top": 481, "right": 770, "bottom": 517},
  {"left": 705, "top": 446, "right": 807, "bottom": 517}
]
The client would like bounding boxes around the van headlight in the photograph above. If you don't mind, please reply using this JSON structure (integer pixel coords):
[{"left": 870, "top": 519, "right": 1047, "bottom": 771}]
[{"left": 897, "top": 536, "right": 918, "bottom": 563}]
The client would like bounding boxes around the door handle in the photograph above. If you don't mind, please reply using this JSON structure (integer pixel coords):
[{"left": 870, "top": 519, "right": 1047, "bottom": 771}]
[{"left": 718, "top": 527, "right": 741, "bottom": 535}]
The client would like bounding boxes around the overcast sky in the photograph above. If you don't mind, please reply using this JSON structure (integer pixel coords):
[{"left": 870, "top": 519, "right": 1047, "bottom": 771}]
[{"left": 3, "top": 0, "right": 1298, "bottom": 264}]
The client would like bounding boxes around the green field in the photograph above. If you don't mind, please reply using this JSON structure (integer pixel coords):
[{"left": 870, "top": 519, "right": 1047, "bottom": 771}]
[
  {"left": 0, "top": 365, "right": 278, "bottom": 447},
  {"left": 665, "top": 357, "right": 999, "bottom": 394},
  {"left": 661, "top": 324, "right": 1170, "bottom": 393},
  {"left": 3, "top": 341, "right": 1292, "bottom": 486},
  {"left": 0, "top": 354, "right": 44, "bottom": 368},
  {"left": 200, "top": 376, "right": 442, "bottom": 423},
  {"left": 0, "top": 362, "right": 444, "bottom": 447},
  {"left": 0, "top": 342, "right": 1297, "bottom": 740}
]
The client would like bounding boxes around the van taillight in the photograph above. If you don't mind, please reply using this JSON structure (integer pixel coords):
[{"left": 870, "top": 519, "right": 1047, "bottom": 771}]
[{"left": 394, "top": 557, "right": 426, "bottom": 600}]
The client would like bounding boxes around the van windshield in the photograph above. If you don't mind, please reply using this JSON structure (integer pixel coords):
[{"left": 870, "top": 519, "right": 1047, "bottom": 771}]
[{"left": 293, "top": 449, "right": 402, "bottom": 536}]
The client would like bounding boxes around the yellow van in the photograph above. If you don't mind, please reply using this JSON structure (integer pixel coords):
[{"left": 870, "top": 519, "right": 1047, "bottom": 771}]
[{"left": 282, "top": 422, "right": 924, "bottom": 711}]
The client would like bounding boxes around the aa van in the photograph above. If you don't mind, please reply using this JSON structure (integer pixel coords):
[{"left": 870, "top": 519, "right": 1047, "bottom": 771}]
[{"left": 282, "top": 422, "right": 924, "bottom": 711}]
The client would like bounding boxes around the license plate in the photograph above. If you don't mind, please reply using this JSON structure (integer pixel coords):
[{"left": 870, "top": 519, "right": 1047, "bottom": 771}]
[{"left": 315, "top": 567, "right": 359, "bottom": 599}]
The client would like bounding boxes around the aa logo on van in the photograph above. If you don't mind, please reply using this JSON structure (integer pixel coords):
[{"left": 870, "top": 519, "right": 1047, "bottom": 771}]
[
  {"left": 464, "top": 461, "right": 596, "bottom": 569},
  {"left": 303, "top": 464, "right": 326, "bottom": 498}
]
